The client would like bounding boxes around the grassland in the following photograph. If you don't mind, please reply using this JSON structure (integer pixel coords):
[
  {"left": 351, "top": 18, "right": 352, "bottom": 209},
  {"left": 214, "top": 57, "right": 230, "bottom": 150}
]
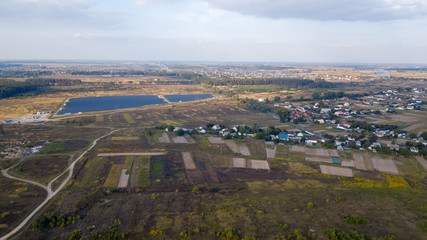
[
  {"left": 10, "top": 155, "right": 70, "bottom": 184},
  {"left": 0, "top": 82, "right": 425, "bottom": 240}
]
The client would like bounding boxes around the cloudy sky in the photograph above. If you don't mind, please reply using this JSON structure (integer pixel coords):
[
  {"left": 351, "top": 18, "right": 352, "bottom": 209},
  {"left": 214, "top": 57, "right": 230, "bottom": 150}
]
[{"left": 1, "top": 0, "right": 426, "bottom": 63}]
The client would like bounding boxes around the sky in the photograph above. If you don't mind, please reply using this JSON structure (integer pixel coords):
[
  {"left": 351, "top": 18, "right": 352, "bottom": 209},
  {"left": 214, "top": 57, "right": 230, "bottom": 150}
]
[{"left": 0, "top": 0, "right": 427, "bottom": 63}]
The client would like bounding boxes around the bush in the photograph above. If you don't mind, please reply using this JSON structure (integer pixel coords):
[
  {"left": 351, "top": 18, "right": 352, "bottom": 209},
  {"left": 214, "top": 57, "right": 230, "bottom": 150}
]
[
  {"left": 324, "top": 228, "right": 365, "bottom": 240},
  {"left": 342, "top": 214, "right": 369, "bottom": 224},
  {"left": 307, "top": 202, "right": 313, "bottom": 209},
  {"left": 192, "top": 186, "right": 199, "bottom": 193}
]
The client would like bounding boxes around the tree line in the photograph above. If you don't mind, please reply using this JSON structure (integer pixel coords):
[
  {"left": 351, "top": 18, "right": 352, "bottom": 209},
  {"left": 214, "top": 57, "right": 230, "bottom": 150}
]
[{"left": 0, "top": 78, "right": 82, "bottom": 99}]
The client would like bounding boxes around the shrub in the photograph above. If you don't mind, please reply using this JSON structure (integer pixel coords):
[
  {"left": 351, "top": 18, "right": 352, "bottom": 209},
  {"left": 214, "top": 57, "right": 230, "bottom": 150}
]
[
  {"left": 342, "top": 215, "right": 369, "bottom": 224},
  {"left": 307, "top": 202, "right": 313, "bottom": 209},
  {"left": 192, "top": 186, "right": 199, "bottom": 193}
]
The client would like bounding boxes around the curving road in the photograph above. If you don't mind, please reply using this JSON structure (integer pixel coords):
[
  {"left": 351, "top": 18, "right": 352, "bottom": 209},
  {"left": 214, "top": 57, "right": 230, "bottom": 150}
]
[{"left": 0, "top": 129, "right": 119, "bottom": 240}]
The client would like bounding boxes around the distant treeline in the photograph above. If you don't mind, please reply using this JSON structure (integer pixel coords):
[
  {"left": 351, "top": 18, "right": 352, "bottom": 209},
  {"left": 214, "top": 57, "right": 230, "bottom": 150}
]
[
  {"left": 312, "top": 91, "right": 368, "bottom": 100},
  {"left": 198, "top": 78, "right": 340, "bottom": 89},
  {"left": 0, "top": 79, "right": 38, "bottom": 99},
  {"left": 0, "top": 70, "right": 54, "bottom": 78},
  {"left": 69, "top": 70, "right": 203, "bottom": 80},
  {"left": 0, "top": 78, "right": 82, "bottom": 99},
  {"left": 26, "top": 78, "right": 82, "bottom": 86}
]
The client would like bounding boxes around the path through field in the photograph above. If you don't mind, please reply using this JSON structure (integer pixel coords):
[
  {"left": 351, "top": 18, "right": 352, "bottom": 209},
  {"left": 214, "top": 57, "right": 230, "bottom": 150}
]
[{"left": 0, "top": 129, "right": 119, "bottom": 240}]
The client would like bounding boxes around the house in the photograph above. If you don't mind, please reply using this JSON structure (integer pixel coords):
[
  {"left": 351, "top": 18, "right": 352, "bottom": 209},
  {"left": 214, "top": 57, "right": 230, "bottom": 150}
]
[
  {"left": 212, "top": 124, "right": 221, "bottom": 130},
  {"left": 306, "top": 136, "right": 319, "bottom": 144},
  {"left": 279, "top": 133, "right": 289, "bottom": 140},
  {"left": 258, "top": 98, "right": 265, "bottom": 103},
  {"left": 410, "top": 147, "right": 419, "bottom": 153}
]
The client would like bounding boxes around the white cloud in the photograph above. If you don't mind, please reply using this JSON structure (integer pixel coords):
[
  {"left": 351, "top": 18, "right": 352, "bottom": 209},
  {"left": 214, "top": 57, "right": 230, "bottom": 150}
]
[{"left": 206, "top": 0, "right": 427, "bottom": 21}]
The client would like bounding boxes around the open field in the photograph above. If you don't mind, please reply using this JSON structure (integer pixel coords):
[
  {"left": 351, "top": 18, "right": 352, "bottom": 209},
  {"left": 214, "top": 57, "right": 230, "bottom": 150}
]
[
  {"left": 10, "top": 155, "right": 70, "bottom": 184},
  {"left": 0, "top": 77, "right": 426, "bottom": 240},
  {"left": 0, "top": 177, "right": 46, "bottom": 236},
  {"left": 371, "top": 157, "right": 400, "bottom": 175}
]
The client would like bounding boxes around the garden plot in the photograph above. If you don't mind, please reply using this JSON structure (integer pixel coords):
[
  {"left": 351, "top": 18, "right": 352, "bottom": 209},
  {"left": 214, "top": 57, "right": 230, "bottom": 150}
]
[
  {"left": 266, "top": 147, "right": 276, "bottom": 159},
  {"left": 232, "top": 158, "right": 246, "bottom": 168},
  {"left": 158, "top": 133, "right": 170, "bottom": 143},
  {"left": 320, "top": 165, "right": 353, "bottom": 177},
  {"left": 224, "top": 140, "right": 240, "bottom": 154},
  {"left": 305, "top": 157, "right": 332, "bottom": 163},
  {"left": 172, "top": 136, "right": 189, "bottom": 144},
  {"left": 249, "top": 160, "right": 270, "bottom": 170},
  {"left": 353, "top": 154, "right": 367, "bottom": 170},
  {"left": 415, "top": 156, "right": 427, "bottom": 171},
  {"left": 291, "top": 146, "right": 305, "bottom": 152},
  {"left": 342, "top": 160, "right": 355, "bottom": 168},
  {"left": 372, "top": 158, "right": 400, "bottom": 175},
  {"left": 306, "top": 148, "right": 338, "bottom": 157},
  {"left": 118, "top": 169, "right": 129, "bottom": 188},
  {"left": 208, "top": 137, "right": 225, "bottom": 144},
  {"left": 238, "top": 144, "right": 251, "bottom": 156},
  {"left": 182, "top": 152, "right": 196, "bottom": 169}
]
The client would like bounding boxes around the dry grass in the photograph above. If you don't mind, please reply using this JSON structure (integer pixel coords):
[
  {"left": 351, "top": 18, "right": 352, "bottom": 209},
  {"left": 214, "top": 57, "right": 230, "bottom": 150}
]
[{"left": 103, "top": 164, "right": 122, "bottom": 188}]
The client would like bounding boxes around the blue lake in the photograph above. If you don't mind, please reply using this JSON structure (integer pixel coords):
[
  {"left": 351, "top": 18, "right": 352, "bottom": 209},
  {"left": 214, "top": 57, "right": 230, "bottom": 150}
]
[
  {"left": 58, "top": 95, "right": 166, "bottom": 114},
  {"left": 164, "top": 94, "right": 214, "bottom": 102}
]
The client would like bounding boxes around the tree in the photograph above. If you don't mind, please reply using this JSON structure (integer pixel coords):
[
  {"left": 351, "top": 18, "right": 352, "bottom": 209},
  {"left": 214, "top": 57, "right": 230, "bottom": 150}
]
[
  {"left": 276, "top": 108, "right": 291, "bottom": 122},
  {"left": 274, "top": 96, "right": 280, "bottom": 102},
  {"left": 312, "top": 91, "right": 321, "bottom": 100}
]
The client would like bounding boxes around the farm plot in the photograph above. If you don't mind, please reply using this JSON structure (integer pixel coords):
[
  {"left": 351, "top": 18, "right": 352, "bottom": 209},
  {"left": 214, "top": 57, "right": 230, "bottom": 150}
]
[
  {"left": 238, "top": 144, "right": 251, "bottom": 156},
  {"left": 372, "top": 157, "right": 400, "bottom": 175},
  {"left": 266, "top": 146, "right": 276, "bottom": 160},
  {"left": 207, "top": 137, "right": 224, "bottom": 144},
  {"left": 232, "top": 158, "right": 246, "bottom": 168},
  {"left": 118, "top": 169, "right": 130, "bottom": 188},
  {"left": 110, "top": 136, "right": 139, "bottom": 141},
  {"left": 342, "top": 160, "right": 355, "bottom": 168},
  {"left": 158, "top": 133, "right": 171, "bottom": 143},
  {"left": 123, "top": 113, "right": 136, "bottom": 124},
  {"left": 305, "top": 157, "right": 332, "bottom": 164},
  {"left": 415, "top": 156, "right": 427, "bottom": 171},
  {"left": 137, "top": 156, "right": 150, "bottom": 187},
  {"left": 320, "top": 165, "right": 353, "bottom": 177},
  {"left": 172, "top": 136, "right": 189, "bottom": 144},
  {"left": 403, "top": 123, "right": 424, "bottom": 132},
  {"left": 97, "top": 152, "right": 166, "bottom": 157},
  {"left": 306, "top": 148, "right": 338, "bottom": 157},
  {"left": 182, "top": 152, "right": 196, "bottom": 169},
  {"left": 249, "top": 160, "right": 270, "bottom": 170},
  {"left": 224, "top": 140, "right": 240, "bottom": 154},
  {"left": 103, "top": 164, "right": 122, "bottom": 188},
  {"left": 353, "top": 154, "right": 367, "bottom": 170},
  {"left": 291, "top": 146, "right": 305, "bottom": 152}
]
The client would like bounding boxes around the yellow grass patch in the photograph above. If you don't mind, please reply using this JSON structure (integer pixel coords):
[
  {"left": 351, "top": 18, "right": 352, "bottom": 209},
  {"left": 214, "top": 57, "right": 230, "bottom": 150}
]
[
  {"left": 384, "top": 175, "right": 410, "bottom": 188},
  {"left": 96, "top": 115, "right": 104, "bottom": 122},
  {"left": 0, "top": 224, "right": 8, "bottom": 229},
  {"left": 123, "top": 113, "right": 136, "bottom": 124},
  {"left": 14, "top": 187, "right": 28, "bottom": 193},
  {"left": 110, "top": 136, "right": 139, "bottom": 141},
  {"left": 8, "top": 195, "right": 19, "bottom": 198},
  {"left": 103, "top": 164, "right": 122, "bottom": 188}
]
